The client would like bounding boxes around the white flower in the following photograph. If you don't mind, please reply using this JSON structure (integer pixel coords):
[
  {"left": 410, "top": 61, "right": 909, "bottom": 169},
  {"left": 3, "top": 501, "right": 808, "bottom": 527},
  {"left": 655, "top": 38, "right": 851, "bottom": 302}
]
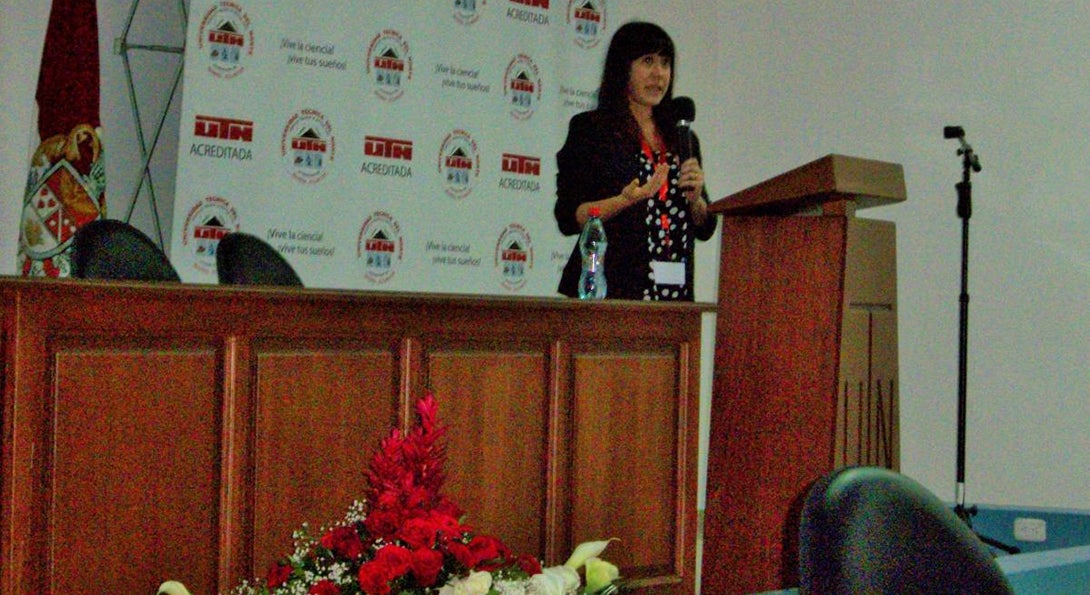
[
  {"left": 528, "top": 566, "right": 580, "bottom": 595},
  {"left": 563, "top": 539, "right": 617, "bottom": 570},
  {"left": 439, "top": 570, "right": 493, "bottom": 595},
  {"left": 584, "top": 557, "right": 620, "bottom": 593},
  {"left": 157, "top": 581, "right": 192, "bottom": 595},
  {"left": 493, "top": 577, "right": 529, "bottom": 595}
]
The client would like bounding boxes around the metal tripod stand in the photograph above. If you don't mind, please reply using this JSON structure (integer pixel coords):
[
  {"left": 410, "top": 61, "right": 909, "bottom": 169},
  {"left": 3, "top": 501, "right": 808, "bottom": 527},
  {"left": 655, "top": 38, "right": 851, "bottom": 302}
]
[{"left": 944, "top": 125, "right": 1018, "bottom": 555}]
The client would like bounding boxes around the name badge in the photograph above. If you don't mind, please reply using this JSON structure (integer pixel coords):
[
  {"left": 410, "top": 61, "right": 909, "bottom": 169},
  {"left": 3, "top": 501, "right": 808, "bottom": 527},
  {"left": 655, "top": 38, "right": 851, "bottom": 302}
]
[{"left": 651, "top": 260, "right": 685, "bottom": 285}]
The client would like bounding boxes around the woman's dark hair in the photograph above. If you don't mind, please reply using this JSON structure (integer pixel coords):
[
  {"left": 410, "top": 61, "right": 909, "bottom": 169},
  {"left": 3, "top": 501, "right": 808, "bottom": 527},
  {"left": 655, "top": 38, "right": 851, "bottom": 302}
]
[{"left": 596, "top": 21, "right": 678, "bottom": 146}]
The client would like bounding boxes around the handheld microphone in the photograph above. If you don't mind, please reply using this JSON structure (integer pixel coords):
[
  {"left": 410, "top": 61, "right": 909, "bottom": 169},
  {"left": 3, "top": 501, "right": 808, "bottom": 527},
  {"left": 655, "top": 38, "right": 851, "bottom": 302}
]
[{"left": 673, "top": 96, "right": 696, "bottom": 163}]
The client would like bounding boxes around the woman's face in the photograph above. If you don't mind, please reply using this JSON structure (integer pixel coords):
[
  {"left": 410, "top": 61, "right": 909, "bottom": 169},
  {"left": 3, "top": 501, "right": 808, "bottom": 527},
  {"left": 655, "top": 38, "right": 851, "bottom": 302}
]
[{"left": 626, "top": 52, "right": 672, "bottom": 109}]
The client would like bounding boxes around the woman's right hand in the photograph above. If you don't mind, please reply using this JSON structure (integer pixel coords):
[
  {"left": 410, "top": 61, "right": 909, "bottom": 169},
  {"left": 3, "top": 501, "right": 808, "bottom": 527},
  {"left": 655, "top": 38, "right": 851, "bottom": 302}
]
[
  {"left": 621, "top": 162, "right": 670, "bottom": 205},
  {"left": 577, "top": 162, "right": 671, "bottom": 226}
]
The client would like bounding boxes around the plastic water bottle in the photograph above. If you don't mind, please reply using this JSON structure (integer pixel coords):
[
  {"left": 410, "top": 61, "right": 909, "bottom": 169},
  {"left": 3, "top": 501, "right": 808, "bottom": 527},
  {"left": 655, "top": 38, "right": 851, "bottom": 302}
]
[{"left": 578, "top": 206, "right": 607, "bottom": 299}]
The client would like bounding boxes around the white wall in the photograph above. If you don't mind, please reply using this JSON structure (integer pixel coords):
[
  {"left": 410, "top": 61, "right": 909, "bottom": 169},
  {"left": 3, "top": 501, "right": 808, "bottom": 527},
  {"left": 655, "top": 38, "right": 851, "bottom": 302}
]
[
  {"left": 698, "top": 0, "right": 1090, "bottom": 510},
  {"left": 0, "top": 0, "right": 51, "bottom": 265},
  {"left": 2, "top": 0, "right": 1088, "bottom": 512}
]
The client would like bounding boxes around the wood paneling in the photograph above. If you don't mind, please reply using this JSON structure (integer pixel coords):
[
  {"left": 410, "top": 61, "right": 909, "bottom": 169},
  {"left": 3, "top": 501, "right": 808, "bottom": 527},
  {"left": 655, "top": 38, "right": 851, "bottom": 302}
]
[
  {"left": 253, "top": 346, "right": 400, "bottom": 572},
  {"left": 703, "top": 215, "right": 899, "bottom": 594},
  {"left": 572, "top": 351, "right": 681, "bottom": 583},
  {"left": 52, "top": 345, "right": 221, "bottom": 595},
  {"left": 703, "top": 217, "right": 847, "bottom": 595},
  {"left": 430, "top": 348, "right": 551, "bottom": 560},
  {"left": 0, "top": 279, "right": 708, "bottom": 595},
  {"left": 705, "top": 155, "right": 903, "bottom": 594}
]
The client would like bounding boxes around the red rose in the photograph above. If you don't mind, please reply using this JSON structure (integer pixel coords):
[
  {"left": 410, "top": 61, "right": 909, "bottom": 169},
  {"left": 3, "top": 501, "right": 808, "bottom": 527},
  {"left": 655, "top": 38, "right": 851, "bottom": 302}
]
[
  {"left": 358, "top": 561, "right": 392, "bottom": 595},
  {"left": 447, "top": 541, "right": 474, "bottom": 569},
  {"left": 365, "top": 509, "right": 402, "bottom": 540},
  {"left": 468, "top": 535, "right": 509, "bottom": 569},
  {"left": 398, "top": 516, "right": 440, "bottom": 549},
  {"left": 517, "top": 553, "right": 542, "bottom": 575},
  {"left": 321, "top": 525, "right": 365, "bottom": 559},
  {"left": 430, "top": 511, "right": 464, "bottom": 536},
  {"left": 375, "top": 544, "right": 413, "bottom": 577},
  {"left": 309, "top": 579, "right": 341, "bottom": 595},
  {"left": 266, "top": 561, "right": 293, "bottom": 588},
  {"left": 411, "top": 547, "right": 445, "bottom": 587}
]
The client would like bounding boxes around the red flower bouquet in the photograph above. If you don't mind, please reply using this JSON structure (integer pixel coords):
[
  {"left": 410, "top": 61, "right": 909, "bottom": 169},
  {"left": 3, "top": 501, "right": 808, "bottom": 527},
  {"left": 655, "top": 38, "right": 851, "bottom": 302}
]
[{"left": 229, "top": 394, "right": 619, "bottom": 595}]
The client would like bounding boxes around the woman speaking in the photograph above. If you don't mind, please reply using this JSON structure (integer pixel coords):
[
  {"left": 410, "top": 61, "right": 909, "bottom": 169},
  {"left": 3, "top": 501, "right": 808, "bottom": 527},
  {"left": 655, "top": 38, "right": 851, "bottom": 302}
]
[{"left": 554, "top": 21, "right": 717, "bottom": 301}]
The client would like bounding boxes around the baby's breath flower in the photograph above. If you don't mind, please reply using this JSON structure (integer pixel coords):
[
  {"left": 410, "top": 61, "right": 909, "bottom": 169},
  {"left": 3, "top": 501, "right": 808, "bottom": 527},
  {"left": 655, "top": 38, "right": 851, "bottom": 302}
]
[{"left": 344, "top": 500, "right": 368, "bottom": 524}]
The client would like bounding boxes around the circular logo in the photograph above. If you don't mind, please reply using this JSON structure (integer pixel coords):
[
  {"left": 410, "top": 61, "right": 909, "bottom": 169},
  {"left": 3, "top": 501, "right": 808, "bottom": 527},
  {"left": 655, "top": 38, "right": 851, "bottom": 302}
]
[
  {"left": 197, "top": 2, "right": 254, "bottom": 79},
  {"left": 281, "top": 109, "right": 335, "bottom": 184},
  {"left": 453, "top": 0, "right": 485, "bottom": 25},
  {"left": 568, "top": 0, "right": 607, "bottom": 49},
  {"left": 504, "top": 54, "right": 542, "bottom": 121},
  {"left": 437, "top": 129, "right": 480, "bottom": 199},
  {"left": 357, "top": 211, "right": 403, "bottom": 284},
  {"left": 366, "top": 30, "right": 413, "bottom": 102},
  {"left": 180, "top": 195, "right": 240, "bottom": 274},
  {"left": 494, "top": 223, "right": 533, "bottom": 291}
]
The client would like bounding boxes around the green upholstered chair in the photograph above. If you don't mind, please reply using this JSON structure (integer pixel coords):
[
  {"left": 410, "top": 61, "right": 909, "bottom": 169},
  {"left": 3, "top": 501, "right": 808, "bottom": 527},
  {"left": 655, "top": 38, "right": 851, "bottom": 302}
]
[
  {"left": 799, "top": 466, "right": 1014, "bottom": 594},
  {"left": 215, "top": 231, "right": 303, "bottom": 287},
  {"left": 71, "top": 218, "right": 180, "bottom": 282}
]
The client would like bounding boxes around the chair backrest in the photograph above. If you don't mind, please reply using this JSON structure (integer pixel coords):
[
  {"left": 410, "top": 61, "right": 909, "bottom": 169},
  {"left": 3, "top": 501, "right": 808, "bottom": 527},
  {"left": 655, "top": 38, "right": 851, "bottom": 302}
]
[
  {"left": 799, "top": 466, "right": 1014, "bottom": 595},
  {"left": 215, "top": 232, "right": 303, "bottom": 287},
  {"left": 71, "top": 219, "right": 180, "bottom": 282}
]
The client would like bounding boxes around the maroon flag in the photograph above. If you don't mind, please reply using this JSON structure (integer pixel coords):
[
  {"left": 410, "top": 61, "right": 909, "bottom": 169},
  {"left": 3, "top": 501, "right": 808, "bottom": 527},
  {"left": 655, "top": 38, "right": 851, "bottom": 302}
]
[{"left": 18, "top": 0, "right": 105, "bottom": 277}]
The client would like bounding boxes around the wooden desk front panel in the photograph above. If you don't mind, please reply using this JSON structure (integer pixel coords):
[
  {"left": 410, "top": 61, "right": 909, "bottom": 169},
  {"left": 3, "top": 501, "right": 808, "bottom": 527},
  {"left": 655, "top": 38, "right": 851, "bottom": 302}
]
[
  {"left": 572, "top": 349, "right": 684, "bottom": 589},
  {"left": 51, "top": 340, "right": 223, "bottom": 595},
  {"left": 0, "top": 280, "right": 704, "bottom": 595},
  {"left": 252, "top": 343, "right": 402, "bottom": 579}
]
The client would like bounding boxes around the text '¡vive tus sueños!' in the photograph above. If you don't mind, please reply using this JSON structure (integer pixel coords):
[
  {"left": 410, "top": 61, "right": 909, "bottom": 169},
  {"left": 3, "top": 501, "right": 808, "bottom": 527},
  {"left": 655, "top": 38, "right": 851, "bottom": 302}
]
[
  {"left": 436, "top": 63, "right": 491, "bottom": 93},
  {"left": 281, "top": 38, "right": 346, "bottom": 71},
  {"left": 426, "top": 240, "right": 480, "bottom": 267},
  {"left": 268, "top": 228, "right": 334, "bottom": 257}
]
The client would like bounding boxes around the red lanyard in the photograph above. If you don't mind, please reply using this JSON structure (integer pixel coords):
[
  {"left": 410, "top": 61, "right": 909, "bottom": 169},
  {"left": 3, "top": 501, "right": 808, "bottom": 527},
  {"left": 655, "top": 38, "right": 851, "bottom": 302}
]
[
  {"left": 640, "top": 139, "right": 669, "bottom": 202},
  {"left": 641, "top": 139, "right": 673, "bottom": 245}
]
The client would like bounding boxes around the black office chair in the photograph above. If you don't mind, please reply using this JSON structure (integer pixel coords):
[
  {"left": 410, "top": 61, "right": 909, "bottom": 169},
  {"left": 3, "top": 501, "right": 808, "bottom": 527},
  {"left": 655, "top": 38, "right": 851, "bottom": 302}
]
[
  {"left": 215, "top": 232, "right": 303, "bottom": 287},
  {"left": 798, "top": 466, "right": 1014, "bottom": 594},
  {"left": 71, "top": 218, "right": 180, "bottom": 281}
]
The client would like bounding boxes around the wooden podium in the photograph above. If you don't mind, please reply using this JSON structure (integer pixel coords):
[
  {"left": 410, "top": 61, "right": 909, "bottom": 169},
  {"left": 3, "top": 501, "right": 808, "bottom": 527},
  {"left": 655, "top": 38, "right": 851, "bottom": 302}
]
[{"left": 701, "top": 154, "right": 907, "bottom": 593}]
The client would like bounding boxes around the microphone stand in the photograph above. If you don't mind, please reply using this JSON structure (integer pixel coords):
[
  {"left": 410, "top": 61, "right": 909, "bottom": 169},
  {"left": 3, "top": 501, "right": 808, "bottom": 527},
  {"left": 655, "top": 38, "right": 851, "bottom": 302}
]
[{"left": 946, "top": 127, "right": 1019, "bottom": 555}]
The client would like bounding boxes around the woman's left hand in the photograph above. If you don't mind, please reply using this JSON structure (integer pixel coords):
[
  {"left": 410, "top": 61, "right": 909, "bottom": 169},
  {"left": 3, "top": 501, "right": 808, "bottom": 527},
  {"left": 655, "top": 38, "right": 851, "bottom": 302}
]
[{"left": 679, "top": 157, "right": 704, "bottom": 203}]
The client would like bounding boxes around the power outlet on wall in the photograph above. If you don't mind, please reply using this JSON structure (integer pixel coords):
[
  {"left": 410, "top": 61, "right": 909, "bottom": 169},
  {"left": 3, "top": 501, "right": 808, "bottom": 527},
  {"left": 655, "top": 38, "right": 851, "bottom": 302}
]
[{"left": 1013, "top": 517, "right": 1047, "bottom": 542}]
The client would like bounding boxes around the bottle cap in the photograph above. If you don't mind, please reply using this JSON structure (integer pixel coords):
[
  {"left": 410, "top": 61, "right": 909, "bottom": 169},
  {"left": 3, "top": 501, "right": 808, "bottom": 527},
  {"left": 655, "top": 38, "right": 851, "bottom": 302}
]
[{"left": 588, "top": 206, "right": 601, "bottom": 218}]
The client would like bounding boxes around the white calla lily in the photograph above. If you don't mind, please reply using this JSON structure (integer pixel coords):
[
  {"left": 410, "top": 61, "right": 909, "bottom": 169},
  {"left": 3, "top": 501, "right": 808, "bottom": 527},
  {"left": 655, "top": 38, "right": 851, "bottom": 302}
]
[
  {"left": 563, "top": 538, "right": 618, "bottom": 570},
  {"left": 157, "top": 581, "right": 192, "bottom": 595},
  {"left": 584, "top": 557, "right": 620, "bottom": 593},
  {"left": 534, "top": 565, "right": 581, "bottom": 594}
]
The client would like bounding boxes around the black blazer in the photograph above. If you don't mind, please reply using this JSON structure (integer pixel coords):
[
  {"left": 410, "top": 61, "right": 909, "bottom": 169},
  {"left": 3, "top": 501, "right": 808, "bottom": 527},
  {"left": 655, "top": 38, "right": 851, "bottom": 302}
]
[{"left": 554, "top": 109, "right": 717, "bottom": 300}]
